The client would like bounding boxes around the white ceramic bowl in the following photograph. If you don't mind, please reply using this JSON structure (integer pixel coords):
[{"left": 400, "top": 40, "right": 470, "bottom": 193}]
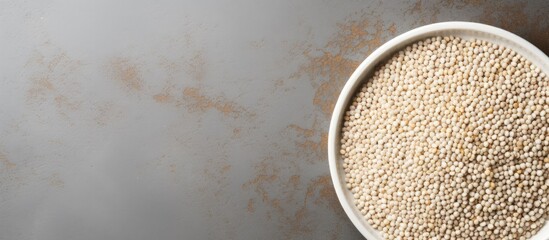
[{"left": 328, "top": 21, "right": 549, "bottom": 240}]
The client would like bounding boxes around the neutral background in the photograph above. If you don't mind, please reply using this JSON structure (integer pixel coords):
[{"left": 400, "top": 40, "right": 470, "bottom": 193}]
[{"left": 1, "top": 0, "right": 548, "bottom": 239}]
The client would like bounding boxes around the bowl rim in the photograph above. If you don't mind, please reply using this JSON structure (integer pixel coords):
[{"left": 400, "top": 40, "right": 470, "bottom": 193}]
[{"left": 328, "top": 21, "right": 549, "bottom": 239}]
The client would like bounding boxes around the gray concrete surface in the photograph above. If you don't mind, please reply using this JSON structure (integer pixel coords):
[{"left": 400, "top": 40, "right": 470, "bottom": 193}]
[{"left": 0, "top": 0, "right": 548, "bottom": 239}]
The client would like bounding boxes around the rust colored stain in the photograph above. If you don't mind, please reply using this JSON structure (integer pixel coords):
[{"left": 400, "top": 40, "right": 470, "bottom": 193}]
[
  {"left": 191, "top": 154, "right": 238, "bottom": 239},
  {"left": 169, "top": 164, "right": 177, "bottom": 173},
  {"left": 153, "top": 87, "right": 174, "bottom": 103},
  {"left": 242, "top": 158, "right": 280, "bottom": 204},
  {"left": 201, "top": 158, "right": 232, "bottom": 198},
  {"left": 409, "top": 0, "right": 423, "bottom": 14},
  {"left": 93, "top": 102, "right": 122, "bottom": 126},
  {"left": 27, "top": 78, "right": 54, "bottom": 100},
  {"left": 154, "top": 56, "right": 184, "bottom": 103},
  {"left": 153, "top": 93, "right": 171, "bottom": 103},
  {"left": 294, "top": 18, "right": 389, "bottom": 116},
  {"left": 274, "top": 78, "right": 285, "bottom": 88},
  {"left": 404, "top": 0, "right": 440, "bottom": 25},
  {"left": 328, "top": 18, "right": 384, "bottom": 55},
  {"left": 311, "top": 68, "right": 354, "bottom": 116},
  {"left": 319, "top": 133, "right": 329, "bottom": 152},
  {"left": 158, "top": 55, "right": 184, "bottom": 76},
  {"left": 305, "top": 175, "right": 342, "bottom": 215},
  {"left": 220, "top": 164, "right": 231, "bottom": 175},
  {"left": 109, "top": 57, "right": 143, "bottom": 91},
  {"left": 151, "top": 80, "right": 177, "bottom": 105},
  {"left": 241, "top": 158, "right": 285, "bottom": 221},
  {"left": 288, "top": 175, "right": 300, "bottom": 188},
  {"left": 242, "top": 157, "right": 317, "bottom": 237},
  {"left": 186, "top": 51, "right": 206, "bottom": 82},
  {"left": 285, "top": 121, "right": 329, "bottom": 163},
  {"left": 181, "top": 87, "right": 251, "bottom": 118},
  {"left": 232, "top": 128, "right": 241, "bottom": 138},
  {"left": 287, "top": 206, "right": 312, "bottom": 235},
  {"left": 46, "top": 52, "right": 71, "bottom": 71},
  {"left": 243, "top": 173, "right": 343, "bottom": 238},
  {"left": 25, "top": 50, "right": 83, "bottom": 117},
  {"left": 388, "top": 23, "right": 397, "bottom": 35},
  {"left": 152, "top": 85, "right": 255, "bottom": 120},
  {"left": 295, "top": 134, "right": 327, "bottom": 157},
  {"left": 0, "top": 153, "right": 16, "bottom": 170},
  {"left": 441, "top": 0, "right": 484, "bottom": 8},
  {"left": 287, "top": 124, "right": 315, "bottom": 138},
  {"left": 247, "top": 199, "right": 255, "bottom": 213},
  {"left": 54, "top": 95, "right": 81, "bottom": 112}
]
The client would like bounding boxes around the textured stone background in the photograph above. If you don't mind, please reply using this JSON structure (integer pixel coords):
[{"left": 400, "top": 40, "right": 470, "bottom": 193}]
[{"left": 0, "top": 0, "right": 548, "bottom": 239}]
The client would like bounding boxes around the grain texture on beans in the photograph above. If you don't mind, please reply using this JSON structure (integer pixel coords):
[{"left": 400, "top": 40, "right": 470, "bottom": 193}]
[{"left": 341, "top": 36, "right": 549, "bottom": 240}]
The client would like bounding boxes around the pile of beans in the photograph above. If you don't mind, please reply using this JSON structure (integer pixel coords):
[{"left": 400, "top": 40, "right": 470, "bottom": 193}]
[{"left": 341, "top": 36, "right": 548, "bottom": 240}]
